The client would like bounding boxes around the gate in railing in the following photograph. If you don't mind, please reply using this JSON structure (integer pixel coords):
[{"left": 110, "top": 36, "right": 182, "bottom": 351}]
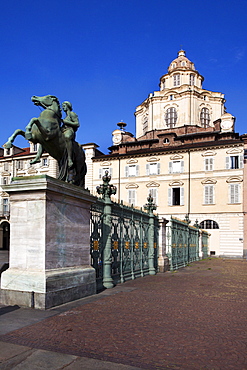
[
  {"left": 90, "top": 171, "right": 159, "bottom": 290},
  {"left": 166, "top": 216, "right": 200, "bottom": 270}
]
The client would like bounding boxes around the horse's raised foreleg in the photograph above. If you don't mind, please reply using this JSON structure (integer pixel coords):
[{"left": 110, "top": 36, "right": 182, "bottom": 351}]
[
  {"left": 25, "top": 118, "right": 51, "bottom": 141},
  {"left": 4, "top": 129, "right": 26, "bottom": 149},
  {"left": 25, "top": 117, "right": 39, "bottom": 140},
  {"left": 30, "top": 144, "right": 44, "bottom": 164}
]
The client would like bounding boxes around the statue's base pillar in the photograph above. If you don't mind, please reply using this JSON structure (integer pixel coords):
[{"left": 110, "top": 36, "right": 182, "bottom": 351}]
[{"left": 1, "top": 175, "right": 96, "bottom": 309}]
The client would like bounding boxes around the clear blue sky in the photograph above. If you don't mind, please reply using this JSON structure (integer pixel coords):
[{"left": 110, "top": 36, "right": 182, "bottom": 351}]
[{"left": 1, "top": 0, "right": 247, "bottom": 153}]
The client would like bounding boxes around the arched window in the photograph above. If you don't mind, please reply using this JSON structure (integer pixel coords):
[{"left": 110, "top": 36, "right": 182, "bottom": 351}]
[
  {"left": 200, "top": 107, "right": 210, "bottom": 127},
  {"left": 165, "top": 107, "right": 177, "bottom": 128},
  {"left": 199, "top": 220, "right": 219, "bottom": 229}
]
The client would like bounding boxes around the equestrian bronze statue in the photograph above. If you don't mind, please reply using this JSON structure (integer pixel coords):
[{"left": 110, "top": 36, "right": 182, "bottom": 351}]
[{"left": 4, "top": 95, "right": 87, "bottom": 187}]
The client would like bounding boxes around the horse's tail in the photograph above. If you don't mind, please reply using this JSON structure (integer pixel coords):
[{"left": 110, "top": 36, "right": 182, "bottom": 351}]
[
  {"left": 58, "top": 149, "right": 69, "bottom": 182},
  {"left": 72, "top": 141, "right": 87, "bottom": 187}
]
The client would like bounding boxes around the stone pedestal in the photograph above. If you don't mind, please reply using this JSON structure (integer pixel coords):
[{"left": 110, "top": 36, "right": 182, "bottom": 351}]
[{"left": 1, "top": 175, "right": 96, "bottom": 309}]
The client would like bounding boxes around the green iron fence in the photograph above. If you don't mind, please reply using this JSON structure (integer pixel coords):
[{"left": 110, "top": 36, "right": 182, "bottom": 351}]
[
  {"left": 201, "top": 230, "right": 209, "bottom": 258},
  {"left": 90, "top": 171, "right": 159, "bottom": 290},
  {"left": 166, "top": 216, "right": 201, "bottom": 270}
]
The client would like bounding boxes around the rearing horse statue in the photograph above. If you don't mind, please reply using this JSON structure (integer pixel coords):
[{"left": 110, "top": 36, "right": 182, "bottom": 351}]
[{"left": 4, "top": 95, "right": 87, "bottom": 187}]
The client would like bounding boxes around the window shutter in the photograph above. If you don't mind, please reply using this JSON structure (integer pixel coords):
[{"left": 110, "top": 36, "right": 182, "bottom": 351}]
[
  {"left": 204, "top": 185, "right": 209, "bottom": 204},
  {"left": 168, "top": 188, "right": 172, "bottom": 206},
  {"left": 136, "top": 165, "right": 139, "bottom": 176},
  {"left": 125, "top": 166, "right": 129, "bottom": 177},
  {"left": 229, "top": 184, "right": 234, "bottom": 204},
  {"left": 150, "top": 188, "right": 157, "bottom": 204},
  {"left": 205, "top": 185, "right": 214, "bottom": 204},
  {"left": 181, "top": 161, "right": 184, "bottom": 173},
  {"left": 128, "top": 190, "right": 136, "bottom": 206},
  {"left": 180, "top": 187, "right": 184, "bottom": 205},
  {"left": 209, "top": 158, "right": 214, "bottom": 171},
  {"left": 157, "top": 162, "right": 160, "bottom": 174},
  {"left": 230, "top": 184, "right": 240, "bottom": 203},
  {"left": 235, "top": 184, "right": 240, "bottom": 203},
  {"left": 240, "top": 155, "right": 244, "bottom": 169},
  {"left": 146, "top": 164, "right": 150, "bottom": 175},
  {"left": 169, "top": 162, "right": 173, "bottom": 174},
  {"left": 210, "top": 185, "right": 214, "bottom": 204},
  {"left": 226, "top": 156, "right": 230, "bottom": 169}
]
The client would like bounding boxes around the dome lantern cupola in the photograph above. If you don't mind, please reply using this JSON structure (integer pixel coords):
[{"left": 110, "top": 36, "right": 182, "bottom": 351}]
[{"left": 168, "top": 50, "right": 196, "bottom": 72}]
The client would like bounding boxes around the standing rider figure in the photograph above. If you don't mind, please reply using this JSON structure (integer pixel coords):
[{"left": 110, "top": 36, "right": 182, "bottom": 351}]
[{"left": 61, "top": 101, "right": 80, "bottom": 169}]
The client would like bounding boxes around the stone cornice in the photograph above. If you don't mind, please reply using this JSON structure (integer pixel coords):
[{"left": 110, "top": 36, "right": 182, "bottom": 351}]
[{"left": 93, "top": 140, "right": 243, "bottom": 162}]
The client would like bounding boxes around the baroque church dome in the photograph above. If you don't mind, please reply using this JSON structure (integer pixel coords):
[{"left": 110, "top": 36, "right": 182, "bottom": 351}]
[{"left": 168, "top": 50, "right": 196, "bottom": 72}]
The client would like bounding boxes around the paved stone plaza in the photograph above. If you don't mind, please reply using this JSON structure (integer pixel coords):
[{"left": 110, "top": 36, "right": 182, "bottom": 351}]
[{"left": 0, "top": 258, "right": 247, "bottom": 369}]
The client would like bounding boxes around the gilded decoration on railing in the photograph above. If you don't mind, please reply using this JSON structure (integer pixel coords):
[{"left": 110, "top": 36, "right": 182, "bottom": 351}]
[
  {"left": 125, "top": 241, "right": 130, "bottom": 249},
  {"left": 93, "top": 240, "right": 99, "bottom": 251},
  {"left": 113, "top": 241, "right": 118, "bottom": 250}
]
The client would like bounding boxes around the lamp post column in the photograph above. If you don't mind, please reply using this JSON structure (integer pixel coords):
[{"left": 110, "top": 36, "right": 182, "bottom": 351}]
[
  {"left": 144, "top": 194, "right": 157, "bottom": 276},
  {"left": 97, "top": 171, "right": 116, "bottom": 289}
]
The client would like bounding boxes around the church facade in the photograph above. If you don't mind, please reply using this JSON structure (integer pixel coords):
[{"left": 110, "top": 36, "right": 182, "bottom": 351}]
[{"left": 83, "top": 51, "right": 245, "bottom": 258}]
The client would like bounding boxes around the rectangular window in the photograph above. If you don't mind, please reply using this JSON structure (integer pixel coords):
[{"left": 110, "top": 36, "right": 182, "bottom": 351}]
[
  {"left": 226, "top": 155, "right": 243, "bottom": 169},
  {"left": 2, "top": 177, "right": 9, "bottom": 185},
  {"left": 4, "top": 162, "right": 9, "bottom": 171},
  {"left": 204, "top": 185, "right": 214, "bottom": 204},
  {"left": 146, "top": 163, "right": 160, "bottom": 175},
  {"left": 128, "top": 189, "right": 136, "bottom": 206},
  {"left": 205, "top": 157, "right": 214, "bottom": 171},
  {"left": 149, "top": 188, "right": 157, "bottom": 205},
  {"left": 189, "top": 74, "right": 195, "bottom": 86},
  {"left": 229, "top": 184, "right": 240, "bottom": 204},
  {"left": 169, "top": 160, "right": 184, "bottom": 174},
  {"left": 125, "top": 165, "right": 139, "bottom": 177},
  {"left": 42, "top": 158, "right": 48, "bottom": 167},
  {"left": 173, "top": 74, "right": 180, "bottom": 86},
  {"left": 3, "top": 198, "right": 9, "bottom": 214},
  {"left": 168, "top": 187, "right": 184, "bottom": 206},
  {"left": 99, "top": 167, "right": 112, "bottom": 179},
  {"left": 16, "top": 160, "right": 23, "bottom": 170}
]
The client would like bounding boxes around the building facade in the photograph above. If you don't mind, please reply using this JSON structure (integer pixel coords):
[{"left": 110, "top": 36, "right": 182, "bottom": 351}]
[
  {"left": 83, "top": 51, "right": 245, "bottom": 258},
  {"left": 0, "top": 143, "right": 57, "bottom": 249}
]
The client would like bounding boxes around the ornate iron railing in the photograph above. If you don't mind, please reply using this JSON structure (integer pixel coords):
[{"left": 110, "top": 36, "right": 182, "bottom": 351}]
[
  {"left": 167, "top": 216, "right": 200, "bottom": 270},
  {"left": 201, "top": 230, "right": 209, "bottom": 258},
  {"left": 90, "top": 171, "right": 159, "bottom": 290}
]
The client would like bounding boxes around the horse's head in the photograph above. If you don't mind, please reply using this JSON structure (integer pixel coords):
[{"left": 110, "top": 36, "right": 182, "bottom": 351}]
[{"left": 31, "top": 95, "right": 62, "bottom": 118}]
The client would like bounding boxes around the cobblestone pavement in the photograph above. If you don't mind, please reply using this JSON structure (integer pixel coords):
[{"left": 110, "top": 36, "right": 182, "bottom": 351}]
[{"left": 1, "top": 258, "right": 247, "bottom": 369}]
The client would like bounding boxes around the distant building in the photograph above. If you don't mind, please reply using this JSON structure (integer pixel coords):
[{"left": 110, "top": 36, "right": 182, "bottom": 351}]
[
  {"left": 0, "top": 143, "right": 57, "bottom": 249},
  {"left": 83, "top": 50, "right": 245, "bottom": 258}
]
